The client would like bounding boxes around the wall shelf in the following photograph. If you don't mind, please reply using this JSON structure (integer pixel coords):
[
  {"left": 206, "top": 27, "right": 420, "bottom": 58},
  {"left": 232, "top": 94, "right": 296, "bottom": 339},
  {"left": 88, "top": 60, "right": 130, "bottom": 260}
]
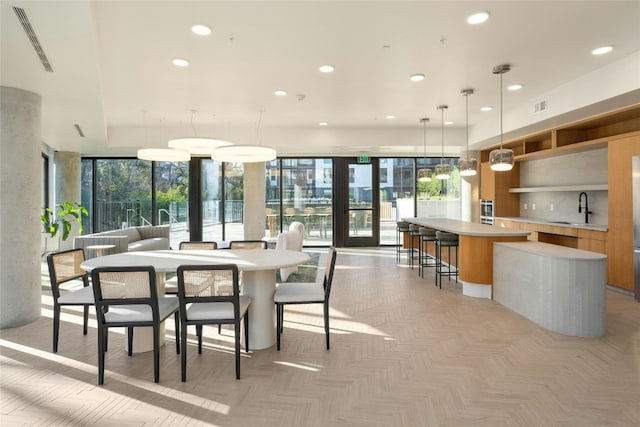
[{"left": 509, "top": 184, "right": 608, "bottom": 193}]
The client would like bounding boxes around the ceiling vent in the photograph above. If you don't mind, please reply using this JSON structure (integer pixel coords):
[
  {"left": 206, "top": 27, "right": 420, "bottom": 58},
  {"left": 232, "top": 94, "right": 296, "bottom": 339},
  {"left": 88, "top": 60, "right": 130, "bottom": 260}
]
[
  {"left": 13, "top": 7, "right": 53, "bottom": 72},
  {"left": 534, "top": 99, "right": 547, "bottom": 114}
]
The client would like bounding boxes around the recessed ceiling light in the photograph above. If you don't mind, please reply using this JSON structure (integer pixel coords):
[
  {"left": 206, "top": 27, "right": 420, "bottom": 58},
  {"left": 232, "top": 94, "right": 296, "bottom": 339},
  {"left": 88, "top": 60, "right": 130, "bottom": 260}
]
[
  {"left": 592, "top": 45, "right": 613, "bottom": 55},
  {"left": 445, "top": 121, "right": 454, "bottom": 125},
  {"left": 409, "top": 74, "right": 425, "bottom": 82},
  {"left": 385, "top": 115, "right": 396, "bottom": 120},
  {"left": 172, "top": 58, "right": 189, "bottom": 67},
  {"left": 319, "top": 121, "right": 329, "bottom": 126},
  {"left": 467, "top": 11, "right": 490, "bottom": 25},
  {"left": 481, "top": 106, "right": 493, "bottom": 112},
  {"left": 191, "top": 24, "right": 212, "bottom": 36},
  {"left": 319, "top": 65, "right": 335, "bottom": 73},
  {"left": 507, "top": 84, "right": 523, "bottom": 91},
  {"left": 274, "top": 90, "right": 287, "bottom": 96}
]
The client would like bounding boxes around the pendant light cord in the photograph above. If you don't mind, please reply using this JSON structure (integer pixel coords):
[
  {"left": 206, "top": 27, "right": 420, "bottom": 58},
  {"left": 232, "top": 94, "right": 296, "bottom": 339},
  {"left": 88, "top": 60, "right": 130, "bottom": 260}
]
[
  {"left": 465, "top": 93, "right": 469, "bottom": 161},
  {"left": 440, "top": 106, "right": 445, "bottom": 164},
  {"left": 499, "top": 70, "right": 504, "bottom": 149}
]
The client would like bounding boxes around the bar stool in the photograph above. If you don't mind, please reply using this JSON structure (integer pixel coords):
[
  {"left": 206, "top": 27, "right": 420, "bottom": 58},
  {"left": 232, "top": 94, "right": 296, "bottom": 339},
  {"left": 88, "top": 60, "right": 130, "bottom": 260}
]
[
  {"left": 418, "top": 227, "right": 437, "bottom": 278},
  {"left": 435, "top": 231, "right": 459, "bottom": 288},
  {"left": 408, "top": 224, "right": 421, "bottom": 269},
  {"left": 396, "top": 221, "right": 411, "bottom": 262}
]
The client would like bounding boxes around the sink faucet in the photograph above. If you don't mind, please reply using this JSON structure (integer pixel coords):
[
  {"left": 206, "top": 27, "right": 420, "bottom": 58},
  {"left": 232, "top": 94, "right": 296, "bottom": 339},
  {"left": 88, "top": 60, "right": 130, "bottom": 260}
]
[{"left": 578, "top": 192, "right": 592, "bottom": 224}]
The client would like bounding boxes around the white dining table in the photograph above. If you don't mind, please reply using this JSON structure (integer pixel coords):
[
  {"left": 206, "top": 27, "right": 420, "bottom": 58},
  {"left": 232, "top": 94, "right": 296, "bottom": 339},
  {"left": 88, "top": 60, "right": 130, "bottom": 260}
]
[{"left": 81, "top": 249, "right": 310, "bottom": 351}]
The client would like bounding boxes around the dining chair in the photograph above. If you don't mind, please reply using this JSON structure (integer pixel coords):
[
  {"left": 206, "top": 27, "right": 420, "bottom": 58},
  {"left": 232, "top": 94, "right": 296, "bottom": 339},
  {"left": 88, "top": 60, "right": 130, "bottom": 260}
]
[
  {"left": 176, "top": 264, "right": 252, "bottom": 381},
  {"left": 47, "top": 248, "right": 94, "bottom": 353},
  {"left": 273, "top": 246, "right": 337, "bottom": 351},
  {"left": 165, "top": 241, "right": 219, "bottom": 295},
  {"left": 90, "top": 265, "right": 180, "bottom": 385},
  {"left": 229, "top": 240, "right": 267, "bottom": 249},
  {"left": 178, "top": 241, "right": 218, "bottom": 250}
]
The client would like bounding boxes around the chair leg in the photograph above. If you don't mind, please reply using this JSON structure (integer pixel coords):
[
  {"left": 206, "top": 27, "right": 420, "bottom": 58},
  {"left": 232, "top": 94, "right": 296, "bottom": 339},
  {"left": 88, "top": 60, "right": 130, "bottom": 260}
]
[
  {"left": 97, "top": 327, "right": 105, "bottom": 385},
  {"left": 244, "top": 313, "right": 250, "bottom": 352},
  {"left": 276, "top": 303, "right": 282, "bottom": 351},
  {"left": 324, "top": 302, "right": 330, "bottom": 350},
  {"left": 180, "top": 323, "right": 188, "bottom": 382},
  {"left": 53, "top": 305, "right": 60, "bottom": 353},
  {"left": 174, "top": 312, "right": 180, "bottom": 354},
  {"left": 153, "top": 324, "right": 160, "bottom": 383},
  {"left": 218, "top": 324, "right": 222, "bottom": 334},
  {"left": 83, "top": 305, "right": 89, "bottom": 335},
  {"left": 127, "top": 327, "right": 134, "bottom": 356},
  {"left": 234, "top": 322, "right": 241, "bottom": 380},
  {"left": 196, "top": 325, "right": 203, "bottom": 354}
]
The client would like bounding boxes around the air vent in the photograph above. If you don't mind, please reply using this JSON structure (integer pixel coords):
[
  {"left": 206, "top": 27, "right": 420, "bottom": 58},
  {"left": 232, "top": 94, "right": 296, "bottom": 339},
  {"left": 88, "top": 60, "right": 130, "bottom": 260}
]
[
  {"left": 13, "top": 7, "right": 53, "bottom": 72},
  {"left": 534, "top": 99, "right": 547, "bottom": 114},
  {"left": 73, "top": 124, "right": 85, "bottom": 137}
]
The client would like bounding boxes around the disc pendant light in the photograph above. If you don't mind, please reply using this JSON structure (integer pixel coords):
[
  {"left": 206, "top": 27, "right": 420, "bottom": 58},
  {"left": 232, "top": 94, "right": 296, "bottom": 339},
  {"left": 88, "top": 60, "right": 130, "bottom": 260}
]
[
  {"left": 459, "top": 88, "right": 477, "bottom": 176},
  {"left": 489, "top": 64, "right": 515, "bottom": 171},
  {"left": 417, "top": 117, "right": 432, "bottom": 182},
  {"left": 435, "top": 105, "right": 450, "bottom": 180}
]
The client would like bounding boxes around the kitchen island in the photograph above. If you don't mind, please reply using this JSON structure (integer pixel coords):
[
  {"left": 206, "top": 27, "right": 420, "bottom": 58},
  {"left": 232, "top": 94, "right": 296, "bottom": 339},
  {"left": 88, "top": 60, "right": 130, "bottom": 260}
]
[
  {"left": 403, "top": 218, "right": 530, "bottom": 298},
  {"left": 493, "top": 241, "right": 607, "bottom": 337}
]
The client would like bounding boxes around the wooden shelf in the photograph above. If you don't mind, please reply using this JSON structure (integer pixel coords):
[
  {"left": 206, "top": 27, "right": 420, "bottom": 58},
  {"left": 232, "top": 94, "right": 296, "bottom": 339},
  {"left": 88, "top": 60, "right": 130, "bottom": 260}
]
[
  {"left": 480, "top": 104, "right": 640, "bottom": 162},
  {"left": 509, "top": 184, "right": 608, "bottom": 193}
]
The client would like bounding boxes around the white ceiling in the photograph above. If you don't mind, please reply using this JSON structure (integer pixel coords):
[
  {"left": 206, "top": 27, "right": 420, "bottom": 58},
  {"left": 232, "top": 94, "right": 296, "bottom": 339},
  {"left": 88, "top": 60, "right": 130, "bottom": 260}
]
[{"left": 2, "top": 1, "right": 639, "bottom": 158}]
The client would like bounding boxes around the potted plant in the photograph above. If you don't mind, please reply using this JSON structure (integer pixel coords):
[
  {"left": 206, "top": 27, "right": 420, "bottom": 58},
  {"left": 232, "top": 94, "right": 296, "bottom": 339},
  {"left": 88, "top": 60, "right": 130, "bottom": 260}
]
[{"left": 41, "top": 201, "right": 88, "bottom": 241}]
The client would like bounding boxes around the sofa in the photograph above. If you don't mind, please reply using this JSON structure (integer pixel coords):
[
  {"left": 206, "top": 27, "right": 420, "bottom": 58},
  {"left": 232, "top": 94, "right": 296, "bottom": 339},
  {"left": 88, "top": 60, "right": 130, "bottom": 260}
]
[{"left": 74, "top": 225, "right": 170, "bottom": 259}]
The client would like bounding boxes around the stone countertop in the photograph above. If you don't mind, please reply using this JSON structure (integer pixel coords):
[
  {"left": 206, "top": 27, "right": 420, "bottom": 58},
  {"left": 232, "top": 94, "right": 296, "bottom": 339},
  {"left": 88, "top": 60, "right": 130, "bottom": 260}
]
[
  {"left": 402, "top": 218, "right": 531, "bottom": 237},
  {"left": 495, "top": 217, "right": 608, "bottom": 232},
  {"left": 494, "top": 241, "right": 607, "bottom": 260}
]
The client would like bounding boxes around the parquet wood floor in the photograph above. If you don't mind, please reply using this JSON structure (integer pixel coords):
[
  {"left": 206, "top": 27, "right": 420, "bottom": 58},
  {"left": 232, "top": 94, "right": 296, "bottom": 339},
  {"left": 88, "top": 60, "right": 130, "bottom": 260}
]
[{"left": 1, "top": 248, "right": 639, "bottom": 426}]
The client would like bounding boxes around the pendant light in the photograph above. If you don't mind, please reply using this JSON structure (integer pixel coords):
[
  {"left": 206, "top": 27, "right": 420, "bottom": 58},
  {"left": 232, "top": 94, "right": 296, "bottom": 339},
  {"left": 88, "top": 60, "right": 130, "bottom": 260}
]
[
  {"left": 168, "top": 110, "right": 233, "bottom": 156},
  {"left": 459, "top": 88, "right": 477, "bottom": 176},
  {"left": 137, "top": 110, "right": 190, "bottom": 162},
  {"left": 435, "top": 105, "right": 450, "bottom": 180},
  {"left": 489, "top": 64, "right": 515, "bottom": 171},
  {"left": 417, "top": 117, "right": 432, "bottom": 182},
  {"left": 211, "top": 110, "right": 277, "bottom": 163}
]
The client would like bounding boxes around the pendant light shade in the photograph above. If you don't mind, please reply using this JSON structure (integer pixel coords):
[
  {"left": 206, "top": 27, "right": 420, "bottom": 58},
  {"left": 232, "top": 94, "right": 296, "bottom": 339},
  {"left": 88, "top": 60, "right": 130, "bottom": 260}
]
[
  {"left": 168, "top": 137, "right": 232, "bottom": 155},
  {"left": 211, "top": 110, "right": 277, "bottom": 163},
  {"left": 137, "top": 148, "right": 191, "bottom": 162},
  {"left": 489, "top": 64, "right": 515, "bottom": 172},
  {"left": 211, "top": 145, "right": 277, "bottom": 163},
  {"left": 459, "top": 88, "right": 477, "bottom": 177},
  {"left": 435, "top": 105, "right": 450, "bottom": 180},
  {"left": 417, "top": 117, "right": 432, "bottom": 182}
]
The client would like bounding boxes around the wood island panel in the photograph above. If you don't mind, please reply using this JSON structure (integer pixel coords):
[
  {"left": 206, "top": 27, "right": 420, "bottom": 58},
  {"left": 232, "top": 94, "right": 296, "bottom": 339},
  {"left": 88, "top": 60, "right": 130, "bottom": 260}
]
[{"left": 459, "top": 235, "right": 528, "bottom": 285}]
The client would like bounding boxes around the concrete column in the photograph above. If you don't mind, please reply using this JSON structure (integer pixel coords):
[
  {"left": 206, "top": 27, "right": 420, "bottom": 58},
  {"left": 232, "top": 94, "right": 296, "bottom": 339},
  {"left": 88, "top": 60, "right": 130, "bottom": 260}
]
[
  {"left": 243, "top": 162, "right": 266, "bottom": 239},
  {"left": 0, "top": 86, "right": 42, "bottom": 329},
  {"left": 460, "top": 151, "right": 480, "bottom": 222},
  {"left": 54, "top": 151, "right": 82, "bottom": 250}
]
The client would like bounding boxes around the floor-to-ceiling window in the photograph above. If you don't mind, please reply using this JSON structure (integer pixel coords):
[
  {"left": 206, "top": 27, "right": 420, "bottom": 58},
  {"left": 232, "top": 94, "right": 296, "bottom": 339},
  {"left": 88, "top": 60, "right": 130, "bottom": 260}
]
[
  {"left": 265, "top": 158, "right": 333, "bottom": 246},
  {"left": 154, "top": 161, "right": 189, "bottom": 247},
  {"left": 201, "top": 159, "right": 245, "bottom": 242},
  {"left": 416, "top": 158, "right": 460, "bottom": 219}
]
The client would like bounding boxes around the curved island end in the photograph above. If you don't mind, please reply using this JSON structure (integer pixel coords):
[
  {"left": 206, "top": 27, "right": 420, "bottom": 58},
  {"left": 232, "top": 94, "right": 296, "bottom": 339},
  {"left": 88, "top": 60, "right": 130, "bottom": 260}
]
[
  {"left": 493, "top": 241, "right": 607, "bottom": 337},
  {"left": 403, "top": 218, "right": 530, "bottom": 299}
]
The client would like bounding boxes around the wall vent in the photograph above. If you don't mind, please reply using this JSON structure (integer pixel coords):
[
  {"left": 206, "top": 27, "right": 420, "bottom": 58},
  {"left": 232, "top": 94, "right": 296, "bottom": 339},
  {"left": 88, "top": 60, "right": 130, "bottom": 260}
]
[
  {"left": 13, "top": 7, "right": 53, "bottom": 72},
  {"left": 73, "top": 124, "right": 85, "bottom": 137},
  {"left": 534, "top": 99, "right": 547, "bottom": 114}
]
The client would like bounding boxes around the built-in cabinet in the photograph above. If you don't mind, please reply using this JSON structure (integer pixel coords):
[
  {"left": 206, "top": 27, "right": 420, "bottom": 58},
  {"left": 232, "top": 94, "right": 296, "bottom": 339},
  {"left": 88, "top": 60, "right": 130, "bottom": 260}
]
[
  {"left": 479, "top": 162, "right": 520, "bottom": 217},
  {"left": 483, "top": 104, "right": 640, "bottom": 292}
]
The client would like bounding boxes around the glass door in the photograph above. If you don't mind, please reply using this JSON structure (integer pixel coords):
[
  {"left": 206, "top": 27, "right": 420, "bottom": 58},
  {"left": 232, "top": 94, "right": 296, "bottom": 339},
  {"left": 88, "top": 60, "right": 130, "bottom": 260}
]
[{"left": 334, "top": 158, "right": 379, "bottom": 247}]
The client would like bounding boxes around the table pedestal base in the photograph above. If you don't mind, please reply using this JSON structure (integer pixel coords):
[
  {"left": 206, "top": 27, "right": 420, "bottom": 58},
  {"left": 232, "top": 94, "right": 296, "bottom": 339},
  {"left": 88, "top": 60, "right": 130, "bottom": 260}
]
[{"left": 242, "top": 269, "right": 276, "bottom": 349}]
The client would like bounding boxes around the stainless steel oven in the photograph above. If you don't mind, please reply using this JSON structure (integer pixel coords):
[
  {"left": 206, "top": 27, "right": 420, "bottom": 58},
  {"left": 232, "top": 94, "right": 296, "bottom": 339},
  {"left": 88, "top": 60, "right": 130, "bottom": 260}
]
[{"left": 480, "top": 199, "right": 494, "bottom": 225}]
